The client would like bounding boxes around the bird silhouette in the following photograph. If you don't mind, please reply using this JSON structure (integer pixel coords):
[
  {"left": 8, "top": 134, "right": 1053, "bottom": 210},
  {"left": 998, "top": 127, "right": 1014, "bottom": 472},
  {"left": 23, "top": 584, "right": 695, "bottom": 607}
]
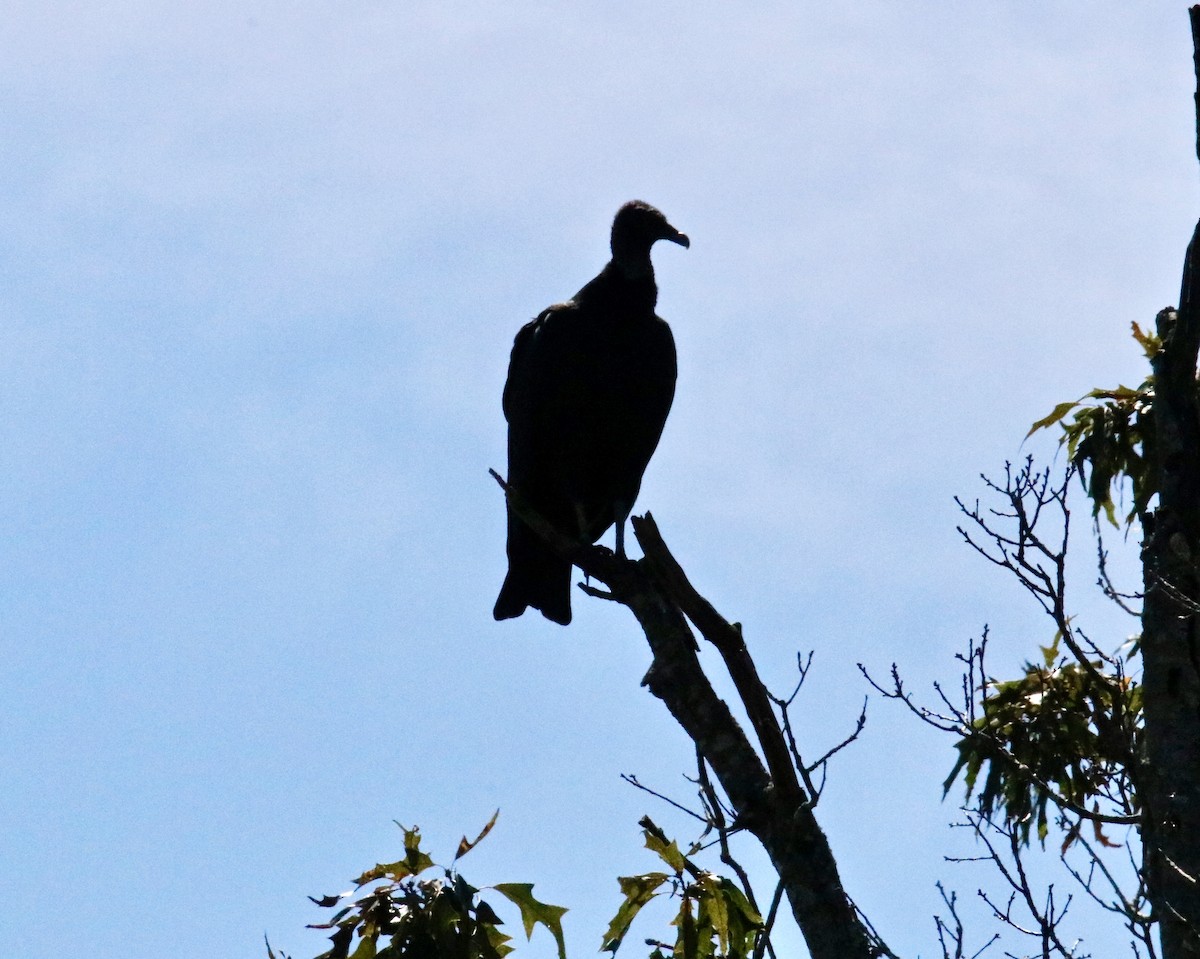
[{"left": 494, "top": 201, "right": 688, "bottom": 625}]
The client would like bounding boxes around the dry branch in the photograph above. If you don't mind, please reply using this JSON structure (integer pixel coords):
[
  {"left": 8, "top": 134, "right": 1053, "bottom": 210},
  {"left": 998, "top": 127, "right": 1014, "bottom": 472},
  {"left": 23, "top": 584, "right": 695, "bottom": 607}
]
[{"left": 490, "top": 469, "right": 890, "bottom": 959}]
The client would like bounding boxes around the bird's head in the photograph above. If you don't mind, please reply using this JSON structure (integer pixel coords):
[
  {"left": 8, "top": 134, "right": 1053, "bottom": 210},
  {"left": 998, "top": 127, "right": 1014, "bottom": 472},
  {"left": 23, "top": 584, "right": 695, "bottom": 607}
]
[{"left": 610, "top": 201, "right": 690, "bottom": 268}]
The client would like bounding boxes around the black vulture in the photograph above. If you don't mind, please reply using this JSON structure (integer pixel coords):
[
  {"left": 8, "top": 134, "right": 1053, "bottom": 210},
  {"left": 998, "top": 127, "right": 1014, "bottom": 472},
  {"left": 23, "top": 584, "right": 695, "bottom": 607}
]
[{"left": 494, "top": 200, "right": 689, "bottom": 625}]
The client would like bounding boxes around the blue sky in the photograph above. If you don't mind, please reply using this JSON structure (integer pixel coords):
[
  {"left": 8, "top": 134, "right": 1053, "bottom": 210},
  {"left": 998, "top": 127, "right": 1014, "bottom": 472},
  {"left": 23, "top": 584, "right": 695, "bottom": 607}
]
[{"left": 1, "top": 3, "right": 1194, "bottom": 957}]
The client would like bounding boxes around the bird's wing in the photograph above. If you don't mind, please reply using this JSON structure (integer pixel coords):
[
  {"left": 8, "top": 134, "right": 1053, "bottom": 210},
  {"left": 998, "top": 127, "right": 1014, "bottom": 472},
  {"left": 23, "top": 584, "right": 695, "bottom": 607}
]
[
  {"left": 502, "top": 302, "right": 575, "bottom": 424},
  {"left": 501, "top": 301, "right": 588, "bottom": 500},
  {"left": 620, "top": 315, "right": 678, "bottom": 474}
]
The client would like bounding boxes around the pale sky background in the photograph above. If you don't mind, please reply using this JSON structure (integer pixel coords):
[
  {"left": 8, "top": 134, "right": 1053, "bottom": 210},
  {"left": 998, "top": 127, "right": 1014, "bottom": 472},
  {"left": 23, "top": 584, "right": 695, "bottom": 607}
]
[{"left": 2, "top": 3, "right": 1196, "bottom": 958}]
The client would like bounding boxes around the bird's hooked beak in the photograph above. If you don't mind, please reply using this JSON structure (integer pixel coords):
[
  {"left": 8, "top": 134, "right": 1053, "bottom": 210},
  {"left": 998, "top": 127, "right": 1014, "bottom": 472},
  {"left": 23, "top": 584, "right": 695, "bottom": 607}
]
[{"left": 664, "top": 227, "right": 690, "bottom": 249}]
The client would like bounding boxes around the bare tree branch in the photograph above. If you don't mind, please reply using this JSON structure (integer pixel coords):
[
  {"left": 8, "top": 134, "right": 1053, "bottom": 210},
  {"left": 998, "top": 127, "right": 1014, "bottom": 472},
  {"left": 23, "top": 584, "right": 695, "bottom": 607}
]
[{"left": 491, "top": 467, "right": 890, "bottom": 959}]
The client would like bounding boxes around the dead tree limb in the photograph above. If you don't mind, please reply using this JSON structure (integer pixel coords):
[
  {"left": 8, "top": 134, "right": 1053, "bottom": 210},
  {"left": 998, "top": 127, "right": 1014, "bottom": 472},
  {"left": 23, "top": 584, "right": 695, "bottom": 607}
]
[{"left": 489, "top": 471, "right": 890, "bottom": 959}]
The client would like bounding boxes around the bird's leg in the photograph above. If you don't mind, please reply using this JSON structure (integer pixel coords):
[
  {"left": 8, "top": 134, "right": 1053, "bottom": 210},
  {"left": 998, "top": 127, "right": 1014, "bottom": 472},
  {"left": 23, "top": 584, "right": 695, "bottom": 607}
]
[
  {"left": 570, "top": 501, "right": 596, "bottom": 579},
  {"left": 613, "top": 498, "right": 632, "bottom": 558}
]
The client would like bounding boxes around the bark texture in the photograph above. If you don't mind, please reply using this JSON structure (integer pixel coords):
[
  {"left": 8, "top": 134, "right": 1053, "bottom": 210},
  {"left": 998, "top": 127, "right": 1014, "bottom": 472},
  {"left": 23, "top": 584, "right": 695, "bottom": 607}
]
[
  {"left": 1140, "top": 14, "right": 1200, "bottom": 952},
  {"left": 1142, "top": 299, "right": 1200, "bottom": 956}
]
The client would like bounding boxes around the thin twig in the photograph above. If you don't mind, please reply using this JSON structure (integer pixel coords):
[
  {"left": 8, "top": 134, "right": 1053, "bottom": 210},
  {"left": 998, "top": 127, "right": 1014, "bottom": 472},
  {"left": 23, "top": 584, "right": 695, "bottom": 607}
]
[{"left": 621, "top": 773, "right": 708, "bottom": 823}]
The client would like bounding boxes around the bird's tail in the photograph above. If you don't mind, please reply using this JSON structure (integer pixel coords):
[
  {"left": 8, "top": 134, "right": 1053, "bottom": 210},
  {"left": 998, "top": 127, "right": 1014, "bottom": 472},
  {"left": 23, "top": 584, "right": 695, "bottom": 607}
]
[{"left": 493, "top": 526, "right": 573, "bottom": 625}]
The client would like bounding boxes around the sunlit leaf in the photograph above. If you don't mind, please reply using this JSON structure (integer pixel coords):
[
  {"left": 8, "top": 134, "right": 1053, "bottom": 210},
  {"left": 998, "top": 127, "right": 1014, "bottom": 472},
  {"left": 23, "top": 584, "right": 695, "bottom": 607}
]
[
  {"left": 1132, "top": 320, "right": 1162, "bottom": 359},
  {"left": 281, "top": 820, "right": 555, "bottom": 959},
  {"left": 1039, "top": 630, "right": 1063, "bottom": 668},
  {"left": 601, "top": 872, "right": 669, "bottom": 954},
  {"left": 698, "top": 875, "right": 730, "bottom": 953},
  {"left": 1026, "top": 400, "right": 1080, "bottom": 438},
  {"left": 1028, "top": 325, "right": 1165, "bottom": 526},
  {"left": 945, "top": 652, "right": 1141, "bottom": 847},
  {"left": 641, "top": 824, "right": 687, "bottom": 873},
  {"left": 492, "top": 883, "right": 568, "bottom": 959},
  {"left": 353, "top": 827, "right": 434, "bottom": 885}
]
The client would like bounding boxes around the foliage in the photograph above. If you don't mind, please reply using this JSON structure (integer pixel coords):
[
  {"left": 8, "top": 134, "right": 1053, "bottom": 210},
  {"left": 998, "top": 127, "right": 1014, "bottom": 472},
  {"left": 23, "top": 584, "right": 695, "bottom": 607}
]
[
  {"left": 944, "top": 635, "right": 1141, "bottom": 847},
  {"left": 267, "top": 813, "right": 567, "bottom": 959},
  {"left": 1027, "top": 321, "right": 1161, "bottom": 526},
  {"left": 602, "top": 817, "right": 763, "bottom": 959}
]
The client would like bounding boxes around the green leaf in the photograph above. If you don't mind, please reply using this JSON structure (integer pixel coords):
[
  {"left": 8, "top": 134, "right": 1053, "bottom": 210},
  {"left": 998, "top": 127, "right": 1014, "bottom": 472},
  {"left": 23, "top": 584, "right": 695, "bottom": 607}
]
[
  {"left": 318, "top": 923, "right": 356, "bottom": 959},
  {"left": 1101, "top": 496, "right": 1119, "bottom": 529},
  {"left": 642, "top": 829, "right": 687, "bottom": 874},
  {"left": 456, "top": 810, "right": 500, "bottom": 862},
  {"left": 474, "top": 898, "right": 504, "bottom": 926},
  {"left": 482, "top": 922, "right": 515, "bottom": 958},
  {"left": 601, "top": 873, "right": 669, "bottom": 953},
  {"left": 697, "top": 875, "right": 730, "bottom": 954},
  {"left": 1132, "top": 320, "right": 1162, "bottom": 359},
  {"left": 453, "top": 873, "right": 481, "bottom": 908},
  {"left": 717, "top": 878, "right": 762, "bottom": 928},
  {"left": 492, "top": 883, "right": 568, "bottom": 959},
  {"left": 945, "top": 654, "right": 1142, "bottom": 847},
  {"left": 942, "top": 746, "right": 971, "bottom": 799},
  {"left": 348, "top": 934, "right": 377, "bottom": 959},
  {"left": 1026, "top": 400, "right": 1080, "bottom": 439},
  {"left": 353, "top": 857, "right": 432, "bottom": 886},
  {"left": 673, "top": 894, "right": 696, "bottom": 959},
  {"left": 353, "top": 826, "right": 435, "bottom": 885},
  {"left": 1039, "top": 630, "right": 1062, "bottom": 668}
]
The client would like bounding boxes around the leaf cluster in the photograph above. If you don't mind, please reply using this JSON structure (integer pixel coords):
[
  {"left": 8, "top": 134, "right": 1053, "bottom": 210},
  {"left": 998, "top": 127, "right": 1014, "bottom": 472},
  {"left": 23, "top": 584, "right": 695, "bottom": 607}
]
[
  {"left": 602, "top": 817, "right": 762, "bottom": 959},
  {"left": 945, "top": 638, "right": 1141, "bottom": 847},
  {"left": 1027, "top": 322, "right": 1161, "bottom": 526},
  {"left": 268, "top": 815, "right": 566, "bottom": 959}
]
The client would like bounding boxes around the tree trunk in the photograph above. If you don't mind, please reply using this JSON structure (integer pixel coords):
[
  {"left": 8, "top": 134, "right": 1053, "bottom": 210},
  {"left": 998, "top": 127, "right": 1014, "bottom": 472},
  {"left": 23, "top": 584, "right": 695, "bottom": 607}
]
[
  {"left": 1140, "top": 16, "right": 1200, "bottom": 952},
  {"left": 1142, "top": 299, "right": 1200, "bottom": 957}
]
